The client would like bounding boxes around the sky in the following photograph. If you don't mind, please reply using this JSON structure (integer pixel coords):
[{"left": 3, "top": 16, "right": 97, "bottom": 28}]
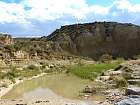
[{"left": 0, "top": 0, "right": 140, "bottom": 37}]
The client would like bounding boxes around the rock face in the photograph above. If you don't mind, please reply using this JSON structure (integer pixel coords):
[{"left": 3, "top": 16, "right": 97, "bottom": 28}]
[{"left": 44, "top": 22, "right": 140, "bottom": 59}]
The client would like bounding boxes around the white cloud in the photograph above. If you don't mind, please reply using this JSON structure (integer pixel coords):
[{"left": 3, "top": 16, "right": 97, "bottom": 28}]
[
  {"left": 0, "top": 0, "right": 140, "bottom": 36},
  {"left": 88, "top": 5, "right": 110, "bottom": 15},
  {"left": 0, "top": 0, "right": 140, "bottom": 24},
  {"left": 0, "top": 1, "right": 27, "bottom": 23},
  {"left": 0, "top": 0, "right": 111, "bottom": 23},
  {"left": 115, "top": 0, "right": 140, "bottom": 12},
  {"left": 112, "top": 11, "right": 117, "bottom": 16}
]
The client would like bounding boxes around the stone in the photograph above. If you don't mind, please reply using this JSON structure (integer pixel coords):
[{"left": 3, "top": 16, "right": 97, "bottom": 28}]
[
  {"left": 108, "top": 71, "right": 122, "bottom": 76},
  {"left": 127, "top": 79, "right": 140, "bottom": 85},
  {"left": 115, "top": 95, "right": 140, "bottom": 105},
  {"left": 126, "top": 87, "right": 140, "bottom": 95},
  {"left": 99, "top": 76, "right": 110, "bottom": 81},
  {"left": 84, "top": 85, "right": 93, "bottom": 93}
]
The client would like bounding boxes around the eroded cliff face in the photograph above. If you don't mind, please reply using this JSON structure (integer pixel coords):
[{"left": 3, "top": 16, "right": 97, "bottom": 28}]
[{"left": 45, "top": 22, "right": 140, "bottom": 59}]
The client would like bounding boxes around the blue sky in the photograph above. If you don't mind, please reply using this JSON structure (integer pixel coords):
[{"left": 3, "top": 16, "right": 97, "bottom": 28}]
[
  {"left": 0, "top": 0, "right": 140, "bottom": 37},
  {"left": 87, "top": 0, "right": 113, "bottom": 6}
]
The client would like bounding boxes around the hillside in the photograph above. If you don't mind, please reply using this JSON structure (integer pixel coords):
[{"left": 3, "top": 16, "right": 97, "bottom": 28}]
[
  {"left": 1, "top": 22, "right": 140, "bottom": 61},
  {"left": 43, "top": 22, "right": 140, "bottom": 60}
]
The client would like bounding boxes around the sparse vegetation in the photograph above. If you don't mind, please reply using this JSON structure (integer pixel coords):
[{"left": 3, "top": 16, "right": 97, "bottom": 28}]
[
  {"left": 0, "top": 64, "right": 42, "bottom": 81},
  {"left": 19, "top": 65, "right": 41, "bottom": 78},
  {"left": 112, "top": 76, "right": 128, "bottom": 88},
  {"left": 0, "top": 66, "right": 19, "bottom": 83}
]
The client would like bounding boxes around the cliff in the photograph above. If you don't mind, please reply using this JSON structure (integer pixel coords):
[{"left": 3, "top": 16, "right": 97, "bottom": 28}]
[{"left": 44, "top": 22, "right": 140, "bottom": 59}]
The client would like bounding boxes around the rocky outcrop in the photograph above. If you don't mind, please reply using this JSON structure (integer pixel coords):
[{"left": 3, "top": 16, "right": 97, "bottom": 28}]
[
  {"left": 95, "top": 60, "right": 140, "bottom": 104},
  {"left": 115, "top": 95, "right": 140, "bottom": 105},
  {"left": 13, "top": 51, "right": 29, "bottom": 59},
  {"left": 0, "top": 33, "right": 13, "bottom": 45},
  {"left": 98, "top": 60, "right": 140, "bottom": 85},
  {"left": 126, "top": 86, "right": 140, "bottom": 95},
  {"left": 120, "top": 60, "right": 140, "bottom": 85},
  {"left": 44, "top": 22, "right": 140, "bottom": 59}
]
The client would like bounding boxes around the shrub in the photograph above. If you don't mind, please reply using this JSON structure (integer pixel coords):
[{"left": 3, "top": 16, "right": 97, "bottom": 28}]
[
  {"left": 4, "top": 72, "right": 16, "bottom": 83},
  {"left": 27, "top": 64, "right": 39, "bottom": 70},
  {"left": 99, "top": 54, "right": 113, "bottom": 63},
  {"left": 113, "top": 76, "right": 128, "bottom": 88}
]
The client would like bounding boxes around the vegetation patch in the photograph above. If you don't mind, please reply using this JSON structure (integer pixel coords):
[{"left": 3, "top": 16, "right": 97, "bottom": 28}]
[
  {"left": 111, "top": 76, "right": 128, "bottom": 88},
  {"left": 66, "top": 63, "right": 119, "bottom": 80}
]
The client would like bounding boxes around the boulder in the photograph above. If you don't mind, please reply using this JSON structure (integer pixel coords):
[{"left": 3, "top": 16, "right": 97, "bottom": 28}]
[{"left": 126, "top": 87, "right": 140, "bottom": 95}]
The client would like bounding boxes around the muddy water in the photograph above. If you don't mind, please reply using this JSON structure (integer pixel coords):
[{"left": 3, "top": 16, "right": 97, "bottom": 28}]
[{"left": 2, "top": 73, "right": 105, "bottom": 102}]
